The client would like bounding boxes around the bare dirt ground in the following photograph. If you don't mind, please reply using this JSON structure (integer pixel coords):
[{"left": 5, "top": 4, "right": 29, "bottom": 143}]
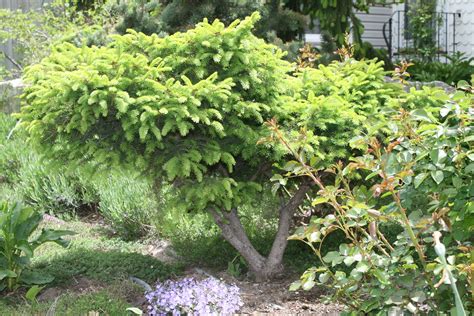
[
  {"left": 179, "top": 268, "right": 344, "bottom": 315},
  {"left": 40, "top": 216, "right": 344, "bottom": 315},
  {"left": 234, "top": 278, "right": 343, "bottom": 315}
]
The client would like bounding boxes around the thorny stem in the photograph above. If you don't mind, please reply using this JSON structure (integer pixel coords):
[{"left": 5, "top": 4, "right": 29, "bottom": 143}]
[
  {"left": 375, "top": 140, "right": 429, "bottom": 270},
  {"left": 270, "top": 123, "right": 375, "bottom": 263},
  {"left": 377, "top": 230, "right": 395, "bottom": 252},
  {"left": 390, "top": 189, "right": 428, "bottom": 269}
]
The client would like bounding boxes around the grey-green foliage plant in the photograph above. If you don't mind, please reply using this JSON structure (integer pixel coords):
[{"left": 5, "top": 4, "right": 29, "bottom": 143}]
[
  {"left": 93, "top": 171, "right": 158, "bottom": 239},
  {"left": 0, "top": 113, "right": 154, "bottom": 239},
  {"left": 0, "top": 201, "right": 75, "bottom": 292},
  {"left": 0, "top": 114, "right": 97, "bottom": 216}
]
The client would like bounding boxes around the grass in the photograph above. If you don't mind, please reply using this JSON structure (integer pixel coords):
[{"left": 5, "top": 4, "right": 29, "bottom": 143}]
[
  {"left": 0, "top": 282, "right": 142, "bottom": 316},
  {"left": 0, "top": 220, "right": 183, "bottom": 315}
]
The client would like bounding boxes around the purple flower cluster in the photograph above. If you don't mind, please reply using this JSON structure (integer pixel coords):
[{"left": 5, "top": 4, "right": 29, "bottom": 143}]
[{"left": 146, "top": 277, "right": 243, "bottom": 315}]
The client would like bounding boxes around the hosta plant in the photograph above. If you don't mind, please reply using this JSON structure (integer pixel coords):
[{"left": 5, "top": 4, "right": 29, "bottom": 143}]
[
  {"left": 267, "top": 88, "right": 472, "bottom": 313},
  {"left": 146, "top": 277, "right": 243, "bottom": 315},
  {"left": 0, "top": 201, "right": 75, "bottom": 292}
]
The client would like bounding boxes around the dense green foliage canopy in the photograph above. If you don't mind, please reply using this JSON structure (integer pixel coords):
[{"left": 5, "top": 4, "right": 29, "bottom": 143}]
[{"left": 19, "top": 13, "right": 291, "bottom": 213}]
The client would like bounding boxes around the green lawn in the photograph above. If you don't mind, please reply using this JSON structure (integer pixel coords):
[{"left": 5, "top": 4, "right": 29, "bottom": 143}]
[{"left": 0, "top": 219, "right": 183, "bottom": 315}]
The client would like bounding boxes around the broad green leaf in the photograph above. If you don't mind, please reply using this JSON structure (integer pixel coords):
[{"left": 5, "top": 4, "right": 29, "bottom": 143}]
[
  {"left": 410, "top": 291, "right": 426, "bottom": 303},
  {"left": 430, "top": 149, "right": 447, "bottom": 164},
  {"left": 289, "top": 281, "right": 301, "bottom": 291},
  {"left": 0, "top": 270, "right": 17, "bottom": 280},
  {"left": 355, "top": 261, "right": 370, "bottom": 273},
  {"left": 414, "top": 172, "right": 428, "bottom": 188},
  {"left": 312, "top": 197, "right": 328, "bottom": 206},
  {"left": 20, "top": 270, "right": 54, "bottom": 285},
  {"left": 318, "top": 272, "right": 330, "bottom": 284},
  {"left": 411, "top": 109, "right": 433, "bottom": 122},
  {"left": 25, "top": 285, "right": 44, "bottom": 303},
  {"left": 302, "top": 279, "right": 315, "bottom": 291},
  {"left": 323, "top": 251, "right": 343, "bottom": 266},
  {"left": 430, "top": 170, "right": 444, "bottom": 184}
]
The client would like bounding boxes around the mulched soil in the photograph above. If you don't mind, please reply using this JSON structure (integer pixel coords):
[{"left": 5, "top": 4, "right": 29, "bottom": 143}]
[{"left": 181, "top": 268, "right": 344, "bottom": 315}]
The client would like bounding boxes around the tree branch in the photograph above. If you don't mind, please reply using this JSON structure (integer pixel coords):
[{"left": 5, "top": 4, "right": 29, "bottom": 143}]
[
  {"left": 208, "top": 208, "right": 266, "bottom": 273},
  {"left": 266, "top": 182, "right": 311, "bottom": 270},
  {"left": 1, "top": 51, "right": 23, "bottom": 71}
]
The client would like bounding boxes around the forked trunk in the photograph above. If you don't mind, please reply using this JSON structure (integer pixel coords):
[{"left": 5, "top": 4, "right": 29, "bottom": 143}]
[{"left": 209, "top": 184, "right": 310, "bottom": 281}]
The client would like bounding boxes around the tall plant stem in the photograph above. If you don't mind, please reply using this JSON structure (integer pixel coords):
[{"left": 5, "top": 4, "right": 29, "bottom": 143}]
[{"left": 390, "top": 190, "right": 428, "bottom": 269}]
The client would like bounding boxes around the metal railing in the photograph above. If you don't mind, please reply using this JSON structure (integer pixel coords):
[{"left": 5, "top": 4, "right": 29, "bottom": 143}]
[{"left": 383, "top": 10, "right": 458, "bottom": 61}]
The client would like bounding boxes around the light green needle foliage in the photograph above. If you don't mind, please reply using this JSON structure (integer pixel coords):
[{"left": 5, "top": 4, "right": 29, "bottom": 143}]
[
  {"left": 18, "top": 12, "right": 291, "bottom": 214},
  {"left": 279, "top": 58, "right": 402, "bottom": 168}
]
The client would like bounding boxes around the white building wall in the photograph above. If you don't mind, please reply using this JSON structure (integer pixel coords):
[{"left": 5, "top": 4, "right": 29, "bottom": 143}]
[
  {"left": 443, "top": 0, "right": 474, "bottom": 58},
  {"left": 356, "top": 5, "right": 393, "bottom": 48}
]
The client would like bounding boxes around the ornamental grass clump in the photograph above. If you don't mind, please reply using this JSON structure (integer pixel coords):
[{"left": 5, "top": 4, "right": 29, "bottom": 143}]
[{"left": 146, "top": 277, "right": 243, "bottom": 315}]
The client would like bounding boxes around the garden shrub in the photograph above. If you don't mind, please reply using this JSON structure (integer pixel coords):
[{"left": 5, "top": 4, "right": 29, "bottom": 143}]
[
  {"left": 270, "top": 85, "right": 473, "bottom": 313},
  {"left": 406, "top": 53, "right": 474, "bottom": 85},
  {"left": 279, "top": 58, "right": 401, "bottom": 167},
  {"left": 16, "top": 11, "right": 436, "bottom": 279},
  {"left": 17, "top": 12, "right": 301, "bottom": 280}
]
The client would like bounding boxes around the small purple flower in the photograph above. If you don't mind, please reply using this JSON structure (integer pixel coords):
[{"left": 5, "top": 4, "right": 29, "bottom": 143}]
[{"left": 145, "top": 277, "right": 243, "bottom": 315}]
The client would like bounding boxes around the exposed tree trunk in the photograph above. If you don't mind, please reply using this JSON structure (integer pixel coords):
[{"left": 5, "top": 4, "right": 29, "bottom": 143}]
[{"left": 209, "top": 183, "right": 311, "bottom": 281}]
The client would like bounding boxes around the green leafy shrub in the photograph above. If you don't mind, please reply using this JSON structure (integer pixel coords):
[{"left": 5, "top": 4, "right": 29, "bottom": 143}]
[
  {"left": 278, "top": 58, "right": 401, "bottom": 169},
  {"left": 0, "top": 201, "right": 75, "bottom": 292},
  {"left": 407, "top": 53, "right": 474, "bottom": 85},
  {"left": 270, "top": 87, "right": 472, "bottom": 313}
]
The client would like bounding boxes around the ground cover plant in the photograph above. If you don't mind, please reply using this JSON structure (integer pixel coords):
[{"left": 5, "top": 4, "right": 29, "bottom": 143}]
[{"left": 146, "top": 277, "right": 243, "bottom": 315}]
